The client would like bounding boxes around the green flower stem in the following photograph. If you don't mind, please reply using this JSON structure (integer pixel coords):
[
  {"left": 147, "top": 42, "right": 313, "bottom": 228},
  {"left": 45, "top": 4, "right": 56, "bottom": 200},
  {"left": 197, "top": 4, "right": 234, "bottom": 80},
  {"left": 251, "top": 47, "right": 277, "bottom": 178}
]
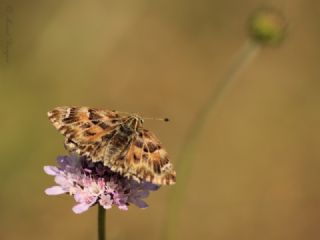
[
  {"left": 98, "top": 205, "right": 106, "bottom": 240},
  {"left": 164, "top": 40, "right": 261, "bottom": 240}
]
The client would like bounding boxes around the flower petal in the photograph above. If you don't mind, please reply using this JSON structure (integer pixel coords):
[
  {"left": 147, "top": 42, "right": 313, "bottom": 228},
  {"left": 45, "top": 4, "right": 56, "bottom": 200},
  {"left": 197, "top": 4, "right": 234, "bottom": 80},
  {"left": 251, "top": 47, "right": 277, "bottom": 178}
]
[
  {"left": 101, "top": 204, "right": 112, "bottom": 210},
  {"left": 45, "top": 186, "right": 67, "bottom": 195},
  {"left": 130, "top": 198, "right": 149, "bottom": 209},
  {"left": 72, "top": 203, "right": 91, "bottom": 214},
  {"left": 54, "top": 175, "right": 69, "bottom": 185},
  {"left": 118, "top": 205, "right": 128, "bottom": 211},
  {"left": 142, "top": 182, "right": 160, "bottom": 191},
  {"left": 99, "top": 194, "right": 113, "bottom": 209},
  {"left": 43, "top": 166, "right": 59, "bottom": 176},
  {"left": 135, "top": 190, "right": 150, "bottom": 199}
]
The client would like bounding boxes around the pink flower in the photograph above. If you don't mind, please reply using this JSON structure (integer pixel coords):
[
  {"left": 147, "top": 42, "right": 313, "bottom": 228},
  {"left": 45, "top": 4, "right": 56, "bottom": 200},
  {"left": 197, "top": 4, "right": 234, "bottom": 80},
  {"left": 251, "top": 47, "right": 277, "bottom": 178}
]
[{"left": 44, "top": 155, "right": 159, "bottom": 214}]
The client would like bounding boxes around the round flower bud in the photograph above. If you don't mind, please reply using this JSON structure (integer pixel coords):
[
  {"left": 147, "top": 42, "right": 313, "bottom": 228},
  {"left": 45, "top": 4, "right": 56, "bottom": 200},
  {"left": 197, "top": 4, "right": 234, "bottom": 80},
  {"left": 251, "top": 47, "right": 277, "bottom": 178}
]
[{"left": 248, "top": 6, "right": 287, "bottom": 45}]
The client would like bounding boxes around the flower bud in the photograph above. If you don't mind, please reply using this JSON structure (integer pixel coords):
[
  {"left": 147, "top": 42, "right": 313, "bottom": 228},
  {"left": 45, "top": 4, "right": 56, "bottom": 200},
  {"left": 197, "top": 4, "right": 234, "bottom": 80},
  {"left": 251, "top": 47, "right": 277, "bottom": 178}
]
[{"left": 248, "top": 6, "right": 287, "bottom": 45}]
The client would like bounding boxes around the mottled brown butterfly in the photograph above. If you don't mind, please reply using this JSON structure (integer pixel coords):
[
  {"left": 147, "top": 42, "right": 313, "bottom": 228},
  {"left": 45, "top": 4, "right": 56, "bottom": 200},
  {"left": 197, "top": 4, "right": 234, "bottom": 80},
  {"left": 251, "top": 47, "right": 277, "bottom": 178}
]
[{"left": 48, "top": 106, "right": 176, "bottom": 185}]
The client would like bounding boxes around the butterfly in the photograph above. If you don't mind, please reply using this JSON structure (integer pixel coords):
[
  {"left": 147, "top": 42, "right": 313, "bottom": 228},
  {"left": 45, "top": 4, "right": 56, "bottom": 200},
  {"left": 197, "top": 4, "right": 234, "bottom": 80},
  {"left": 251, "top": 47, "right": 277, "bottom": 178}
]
[{"left": 47, "top": 106, "right": 176, "bottom": 185}]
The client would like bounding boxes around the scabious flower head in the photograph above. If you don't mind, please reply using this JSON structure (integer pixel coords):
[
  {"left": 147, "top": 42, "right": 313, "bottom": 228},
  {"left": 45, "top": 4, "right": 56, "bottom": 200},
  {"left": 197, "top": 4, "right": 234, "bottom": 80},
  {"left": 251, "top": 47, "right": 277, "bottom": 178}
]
[{"left": 44, "top": 155, "right": 160, "bottom": 214}]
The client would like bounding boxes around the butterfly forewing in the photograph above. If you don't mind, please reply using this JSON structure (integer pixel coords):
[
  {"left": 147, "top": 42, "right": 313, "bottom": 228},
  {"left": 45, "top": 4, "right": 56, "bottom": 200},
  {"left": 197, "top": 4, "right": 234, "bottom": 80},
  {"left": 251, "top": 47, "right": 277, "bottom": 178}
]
[
  {"left": 48, "top": 106, "right": 176, "bottom": 185},
  {"left": 48, "top": 107, "right": 121, "bottom": 157}
]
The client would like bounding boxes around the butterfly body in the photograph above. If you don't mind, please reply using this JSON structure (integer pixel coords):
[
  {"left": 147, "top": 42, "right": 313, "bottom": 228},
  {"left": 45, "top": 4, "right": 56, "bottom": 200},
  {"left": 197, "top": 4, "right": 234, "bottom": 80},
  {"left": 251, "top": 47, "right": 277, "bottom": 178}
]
[{"left": 48, "top": 106, "right": 176, "bottom": 185}]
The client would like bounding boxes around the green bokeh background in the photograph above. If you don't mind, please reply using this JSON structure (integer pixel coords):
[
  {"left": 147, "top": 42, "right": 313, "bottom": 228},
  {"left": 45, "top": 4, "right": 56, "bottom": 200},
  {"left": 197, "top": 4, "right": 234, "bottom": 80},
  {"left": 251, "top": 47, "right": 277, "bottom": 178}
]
[{"left": 1, "top": 0, "right": 320, "bottom": 239}]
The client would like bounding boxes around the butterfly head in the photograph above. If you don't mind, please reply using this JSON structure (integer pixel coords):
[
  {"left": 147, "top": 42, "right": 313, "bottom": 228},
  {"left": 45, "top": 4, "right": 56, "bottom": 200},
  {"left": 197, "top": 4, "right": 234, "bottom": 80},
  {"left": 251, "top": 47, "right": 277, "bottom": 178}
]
[
  {"left": 123, "top": 113, "right": 169, "bottom": 132},
  {"left": 124, "top": 114, "right": 144, "bottom": 131}
]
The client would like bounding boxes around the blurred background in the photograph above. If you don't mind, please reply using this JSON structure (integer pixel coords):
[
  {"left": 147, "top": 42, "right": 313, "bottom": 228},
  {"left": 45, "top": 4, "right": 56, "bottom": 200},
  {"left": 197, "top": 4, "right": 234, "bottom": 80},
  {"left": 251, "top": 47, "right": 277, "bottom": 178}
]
[{"left": 1, "top": 0, "right": 320, "bottom": 239}]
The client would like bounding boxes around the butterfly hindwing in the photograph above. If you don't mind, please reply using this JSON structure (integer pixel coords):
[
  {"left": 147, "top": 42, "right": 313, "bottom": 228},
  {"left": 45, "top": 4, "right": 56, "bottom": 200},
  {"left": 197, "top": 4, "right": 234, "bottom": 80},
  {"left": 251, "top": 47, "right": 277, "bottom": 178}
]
[{"left": 120, "top": 130, "right": 176, "bottom": 185}]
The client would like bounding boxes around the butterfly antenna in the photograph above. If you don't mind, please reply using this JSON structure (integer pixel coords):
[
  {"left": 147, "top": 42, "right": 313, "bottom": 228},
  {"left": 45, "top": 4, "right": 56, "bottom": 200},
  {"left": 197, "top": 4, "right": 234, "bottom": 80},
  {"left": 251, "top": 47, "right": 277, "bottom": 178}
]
[{"left": 144, "top": 117, "right": 170, "bottom": 122}]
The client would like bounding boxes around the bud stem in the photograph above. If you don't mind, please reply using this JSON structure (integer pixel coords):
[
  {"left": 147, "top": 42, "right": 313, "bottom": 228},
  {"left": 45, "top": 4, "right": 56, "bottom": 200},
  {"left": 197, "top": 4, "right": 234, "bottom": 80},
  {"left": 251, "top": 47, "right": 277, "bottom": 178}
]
[{"left": 164, "top": 40, "right": 261, "bottom": 240}]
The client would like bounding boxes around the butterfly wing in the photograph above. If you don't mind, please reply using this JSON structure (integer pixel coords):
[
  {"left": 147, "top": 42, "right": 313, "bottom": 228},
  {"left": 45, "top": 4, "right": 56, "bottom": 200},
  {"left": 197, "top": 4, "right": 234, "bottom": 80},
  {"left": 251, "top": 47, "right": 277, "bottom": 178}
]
[
  {"left": 117, "top": 129, "right": 176, "bottom": 185},
  {"left": 48, "top": 106, "right": 122, "bottom": 161}
]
